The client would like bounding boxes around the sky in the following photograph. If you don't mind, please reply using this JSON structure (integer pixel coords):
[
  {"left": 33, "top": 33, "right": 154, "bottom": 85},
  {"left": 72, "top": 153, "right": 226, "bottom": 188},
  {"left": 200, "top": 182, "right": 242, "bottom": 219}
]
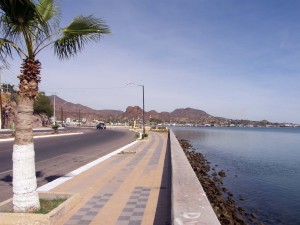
[{"left": 2, "top": 0, "right": 300, "bottom": 124}]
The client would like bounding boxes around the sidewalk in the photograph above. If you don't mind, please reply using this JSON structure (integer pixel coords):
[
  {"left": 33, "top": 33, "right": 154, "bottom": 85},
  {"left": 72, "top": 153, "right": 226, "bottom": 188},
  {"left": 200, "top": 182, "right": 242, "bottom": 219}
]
[{"left": 43, "top": 131, "right": 171, "bottom": 225}]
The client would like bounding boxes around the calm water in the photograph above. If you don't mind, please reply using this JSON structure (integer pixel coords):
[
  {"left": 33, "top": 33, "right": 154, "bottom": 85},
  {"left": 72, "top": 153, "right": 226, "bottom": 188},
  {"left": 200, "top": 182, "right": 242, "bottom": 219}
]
[{"left": 173, "top": 127, "right": 300, "bottom": 225}]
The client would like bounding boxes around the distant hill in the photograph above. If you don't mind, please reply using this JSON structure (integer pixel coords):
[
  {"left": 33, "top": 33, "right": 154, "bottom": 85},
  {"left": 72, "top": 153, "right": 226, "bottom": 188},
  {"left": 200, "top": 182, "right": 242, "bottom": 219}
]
[
  {"left": 121, "top": 106, "right": 144, "bottom": 119},
  {"left": 170, "top": 108, "right": 213, "bottom": 122},
  {"left": 45, "top": 95, "right": 299, "bottom": 126},
  {"left": 48, "top": 95, "right": 219, "bottom": 123},
  {"left": 48, "top": 95, "right": 123, "bottom": 121},
  {"left": 120, "top": 106, "right": 217, "bottom": 122}
]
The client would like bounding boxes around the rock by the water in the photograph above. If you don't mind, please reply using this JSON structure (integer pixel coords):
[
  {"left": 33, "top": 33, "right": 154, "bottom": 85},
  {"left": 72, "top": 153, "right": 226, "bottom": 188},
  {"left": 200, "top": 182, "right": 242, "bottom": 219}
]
[{"left": 178, "top": 138, "right": 262, "bottom": 225}]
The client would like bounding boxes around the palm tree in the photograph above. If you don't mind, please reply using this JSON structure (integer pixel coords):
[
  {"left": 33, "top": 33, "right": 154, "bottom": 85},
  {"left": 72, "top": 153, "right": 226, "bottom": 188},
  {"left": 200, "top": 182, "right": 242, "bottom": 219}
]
[{"left": 0, "top": 0, "right": 110, "bottom": 212}]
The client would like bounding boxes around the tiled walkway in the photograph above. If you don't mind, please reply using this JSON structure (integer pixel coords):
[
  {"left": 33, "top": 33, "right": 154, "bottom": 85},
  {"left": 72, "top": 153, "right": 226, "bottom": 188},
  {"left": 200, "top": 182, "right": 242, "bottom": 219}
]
[{"left": 50, "top": 132, "right": 171, "bottom": 225}]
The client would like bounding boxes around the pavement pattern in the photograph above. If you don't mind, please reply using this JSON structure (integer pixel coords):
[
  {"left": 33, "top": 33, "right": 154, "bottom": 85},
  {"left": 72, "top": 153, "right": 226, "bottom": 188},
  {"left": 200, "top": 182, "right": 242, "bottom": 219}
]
[{"left": 50, "top": 132, "right": 171, "bottom": 225}]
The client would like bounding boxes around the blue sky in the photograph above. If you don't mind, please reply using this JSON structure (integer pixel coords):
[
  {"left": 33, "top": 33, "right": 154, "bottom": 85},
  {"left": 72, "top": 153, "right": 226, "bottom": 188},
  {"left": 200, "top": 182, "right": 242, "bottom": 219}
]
[{"left": 2, "top": 0, "right": 300, "bottom": 123}]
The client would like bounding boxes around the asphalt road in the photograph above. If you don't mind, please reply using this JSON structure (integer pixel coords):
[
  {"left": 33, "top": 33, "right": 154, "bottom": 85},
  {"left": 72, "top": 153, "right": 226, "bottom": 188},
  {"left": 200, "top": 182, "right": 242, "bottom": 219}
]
[{"left": 0, "top": 127, "right": 136, "bottom": 202}]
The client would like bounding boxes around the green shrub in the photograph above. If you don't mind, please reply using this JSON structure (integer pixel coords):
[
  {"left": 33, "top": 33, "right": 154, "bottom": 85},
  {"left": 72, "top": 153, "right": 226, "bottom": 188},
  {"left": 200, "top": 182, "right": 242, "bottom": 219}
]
[
  {"left": 52, "top": 123, "right": 59, "bottom": 133},
  {"left": 135, "top": 133, "right": 148, "bottom": 139}
]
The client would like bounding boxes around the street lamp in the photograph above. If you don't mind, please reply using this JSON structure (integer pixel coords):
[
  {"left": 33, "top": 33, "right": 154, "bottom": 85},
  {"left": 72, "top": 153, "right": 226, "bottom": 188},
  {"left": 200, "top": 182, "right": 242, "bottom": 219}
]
[{"left": 127, "top": 82, "right": 145, "bottom": 136}]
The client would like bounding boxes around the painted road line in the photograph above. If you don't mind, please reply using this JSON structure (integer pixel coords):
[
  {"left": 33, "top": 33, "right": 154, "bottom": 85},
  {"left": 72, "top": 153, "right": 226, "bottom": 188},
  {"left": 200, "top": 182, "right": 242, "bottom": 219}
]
[
  {"left": 0, "top": 132, "right": 83, "bottom": 142},
  {"left": 34, "top": 132, "right": 83, "bottom": 139},
  {"left": 0, "top": 170, "right": 12, "bottom": 175}
]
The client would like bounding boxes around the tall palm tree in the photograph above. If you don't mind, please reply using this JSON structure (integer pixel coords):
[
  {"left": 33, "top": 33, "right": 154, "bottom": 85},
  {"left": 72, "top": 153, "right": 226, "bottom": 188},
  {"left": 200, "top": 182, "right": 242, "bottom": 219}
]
[{"left": 0, "top": 0, "right": 110, "bottom": 212}]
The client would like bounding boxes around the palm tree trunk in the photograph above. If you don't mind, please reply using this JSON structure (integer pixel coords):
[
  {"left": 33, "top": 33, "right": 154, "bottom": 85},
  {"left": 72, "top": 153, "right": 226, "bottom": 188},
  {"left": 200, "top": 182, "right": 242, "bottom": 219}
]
[{"left": 12, "top": 96, "right": 40, "bottom": 212}]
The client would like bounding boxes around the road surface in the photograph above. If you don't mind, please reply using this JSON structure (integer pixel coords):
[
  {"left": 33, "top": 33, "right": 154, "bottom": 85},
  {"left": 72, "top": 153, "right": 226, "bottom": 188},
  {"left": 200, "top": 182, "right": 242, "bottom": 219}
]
[{"left": 0, "top": 127, "right": 135, "bottom": 202}]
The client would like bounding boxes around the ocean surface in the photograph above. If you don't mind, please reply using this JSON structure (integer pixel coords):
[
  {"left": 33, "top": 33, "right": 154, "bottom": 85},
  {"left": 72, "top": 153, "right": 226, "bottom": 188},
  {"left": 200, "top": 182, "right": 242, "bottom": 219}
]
[{"left": 173, "top": 127, "right": 300, "bottom": 225}]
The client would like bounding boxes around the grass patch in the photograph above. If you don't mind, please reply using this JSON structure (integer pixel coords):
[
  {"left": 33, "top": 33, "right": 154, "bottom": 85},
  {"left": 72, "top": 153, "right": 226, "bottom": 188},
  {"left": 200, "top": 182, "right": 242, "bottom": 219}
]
[{"left": 34, "top": 198, "right": 66, "bottom": 214}]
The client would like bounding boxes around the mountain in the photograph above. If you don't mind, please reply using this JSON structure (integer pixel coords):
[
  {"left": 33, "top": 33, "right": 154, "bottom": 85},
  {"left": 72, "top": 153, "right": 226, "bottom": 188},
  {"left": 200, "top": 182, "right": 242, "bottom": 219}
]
[
  {"left": 48, "top": 95, "right": 216, "bottom": 123},
  {"left": 121, "top": 106, "right": 144, "bottom": 119},
  {"left": 48, "top": 96, "right": 123, "bottom": 121},
  {"left": 170, "top": 108, "right": 212, "bottom": 122}
]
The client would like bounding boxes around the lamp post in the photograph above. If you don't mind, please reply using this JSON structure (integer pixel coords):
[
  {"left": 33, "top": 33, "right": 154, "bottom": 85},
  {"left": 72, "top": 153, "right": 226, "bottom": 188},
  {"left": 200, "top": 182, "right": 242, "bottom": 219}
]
[{"left": 127, "top": 83, "right": 145, "bottom": 136}]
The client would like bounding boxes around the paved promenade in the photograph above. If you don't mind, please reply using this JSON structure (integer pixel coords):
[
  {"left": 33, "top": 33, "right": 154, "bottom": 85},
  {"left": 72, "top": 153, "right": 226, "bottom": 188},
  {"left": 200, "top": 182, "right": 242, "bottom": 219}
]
[{"left": 45, "top": 131, "right": 170, "bottom": 225}]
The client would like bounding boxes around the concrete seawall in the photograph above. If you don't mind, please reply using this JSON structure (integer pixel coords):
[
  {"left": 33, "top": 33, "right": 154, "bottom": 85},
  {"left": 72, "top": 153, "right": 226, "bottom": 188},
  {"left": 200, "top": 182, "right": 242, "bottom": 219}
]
[{"left": 169, "top": 129, "right": 221, "bottom": 225}]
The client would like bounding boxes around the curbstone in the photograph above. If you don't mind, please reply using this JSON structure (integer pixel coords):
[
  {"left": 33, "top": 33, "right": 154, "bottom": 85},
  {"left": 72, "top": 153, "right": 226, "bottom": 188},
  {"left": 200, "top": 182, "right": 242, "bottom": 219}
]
[{"left": 169, "top": 129, "right": 221, "bottom": 225}]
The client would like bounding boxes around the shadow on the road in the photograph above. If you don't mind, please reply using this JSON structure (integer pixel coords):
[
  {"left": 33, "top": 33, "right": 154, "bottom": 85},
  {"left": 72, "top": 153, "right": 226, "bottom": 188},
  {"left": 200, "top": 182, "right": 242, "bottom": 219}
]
[
  {"left": 44, "top": 174, "right": 64, "bottom": 182},
  {"left": 0, "top": 171, "right": 45, "bottom": 186},
  {"left": 36, "top": 170, "right": 44, "bottom": 177},
  {"left": 0, "top": 175, "right": 12, "bottom": 185}
]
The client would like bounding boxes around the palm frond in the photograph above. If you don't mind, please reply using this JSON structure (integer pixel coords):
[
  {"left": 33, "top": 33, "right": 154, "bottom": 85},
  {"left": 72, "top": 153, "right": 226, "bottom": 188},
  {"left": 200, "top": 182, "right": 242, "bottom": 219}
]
[
  {"left": 0, "top": 15, "right": 21, "bottom": 45},
  {"left": 0, "top": 38, "right": 12, "bottom": 63},
  {"left": 54, "top": 15, "right": 110, "bottom": 59},
  {"left": 34, "top": 0, "right": 60, "bottom": 49},
  {"left": 0, "top": 38, "right": 24, "bottom": 65},
  {"left": 0, "top": 0, "right": 50, "bottom": 54},
  {"left": 0, "top": 0, "right": 32, "bottom": 44},
  {"left": 36, "top": 0, "right": 59, "bottom": 23},
  {"left": 0, "top": 0, "right": 36, "bottom": 24}
]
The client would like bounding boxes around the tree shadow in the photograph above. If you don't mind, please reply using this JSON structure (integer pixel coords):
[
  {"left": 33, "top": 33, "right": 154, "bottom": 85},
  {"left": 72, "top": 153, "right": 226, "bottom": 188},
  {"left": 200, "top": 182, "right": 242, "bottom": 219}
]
[
  {"left": 0, "top": 171, "right": 44, "bottom": 186},
  {"left": 36, "top": 170, "right": 44, "bottom": 177},
  {"left": 44, "top": 175, "right": 64, "bottom": 182},
  {"left": 0, "top": 175, "right": 13, "bottom": 186}
]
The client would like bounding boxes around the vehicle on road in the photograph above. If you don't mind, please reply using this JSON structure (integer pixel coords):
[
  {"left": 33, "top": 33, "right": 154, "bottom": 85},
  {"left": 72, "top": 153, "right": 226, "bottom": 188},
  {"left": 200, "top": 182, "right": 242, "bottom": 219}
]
[{"left": 96, "top": 122, "right": 106, "bottom": 129}]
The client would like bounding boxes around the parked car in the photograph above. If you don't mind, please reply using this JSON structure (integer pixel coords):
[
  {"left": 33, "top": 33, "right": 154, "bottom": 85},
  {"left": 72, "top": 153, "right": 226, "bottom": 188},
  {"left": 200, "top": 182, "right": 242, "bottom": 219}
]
[{"left": 96, "top": 122, "right": 106, "bottom": 129}]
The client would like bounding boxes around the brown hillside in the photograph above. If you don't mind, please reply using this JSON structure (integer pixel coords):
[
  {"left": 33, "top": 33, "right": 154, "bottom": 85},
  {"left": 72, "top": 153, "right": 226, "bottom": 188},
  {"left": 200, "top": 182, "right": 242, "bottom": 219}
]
[
  {"left": 171, "top": 108, "right": 212, "bottom": 122},
  {"left": 48, "top": 95, "right": 122, "bottom": 121},
  {"left": 48, "top": 96, "right": 215, "bottom": 123}
]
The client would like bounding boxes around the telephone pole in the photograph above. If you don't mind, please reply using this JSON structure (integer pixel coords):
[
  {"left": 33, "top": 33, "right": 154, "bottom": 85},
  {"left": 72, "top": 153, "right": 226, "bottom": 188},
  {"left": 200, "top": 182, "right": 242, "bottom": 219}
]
[
  {"left": 53, "top": 94, "right": 56, "bottom": 124},
  {"left": 61, "top": 101, "right": 68, "bottom": 123},
  {"left": 78, "top": 109, "right": 81, "bottom": 126}
]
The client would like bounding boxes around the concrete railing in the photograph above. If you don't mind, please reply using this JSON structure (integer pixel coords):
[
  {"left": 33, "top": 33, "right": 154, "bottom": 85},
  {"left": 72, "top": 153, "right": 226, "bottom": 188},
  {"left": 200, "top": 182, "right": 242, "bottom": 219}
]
[{"left": 169, "top": 129, "right": 221, "bottom": 225}]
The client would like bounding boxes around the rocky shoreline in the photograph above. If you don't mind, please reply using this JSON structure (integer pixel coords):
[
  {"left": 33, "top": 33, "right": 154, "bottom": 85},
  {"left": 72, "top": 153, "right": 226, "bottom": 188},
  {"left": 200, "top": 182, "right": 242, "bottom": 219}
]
[{"left": 178, "top": 139, "right": 263, "bottom": 225}]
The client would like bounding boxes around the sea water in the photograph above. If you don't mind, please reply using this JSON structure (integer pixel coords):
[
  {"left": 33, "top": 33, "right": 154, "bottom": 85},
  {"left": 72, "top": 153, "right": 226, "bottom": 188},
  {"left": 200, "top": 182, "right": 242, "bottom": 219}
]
[{"left": 173, "top": 127, "right": 300, "bottom": 225}]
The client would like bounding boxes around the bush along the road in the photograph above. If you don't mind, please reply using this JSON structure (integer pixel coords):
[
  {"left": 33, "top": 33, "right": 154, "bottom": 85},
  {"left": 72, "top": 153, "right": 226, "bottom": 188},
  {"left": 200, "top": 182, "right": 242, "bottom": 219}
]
[
  {"left": 135, "top": 133, "right": 148, "bottom": 139},
  {"left": 52, "top": 124, "right": 59, "bottom": 134}
]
